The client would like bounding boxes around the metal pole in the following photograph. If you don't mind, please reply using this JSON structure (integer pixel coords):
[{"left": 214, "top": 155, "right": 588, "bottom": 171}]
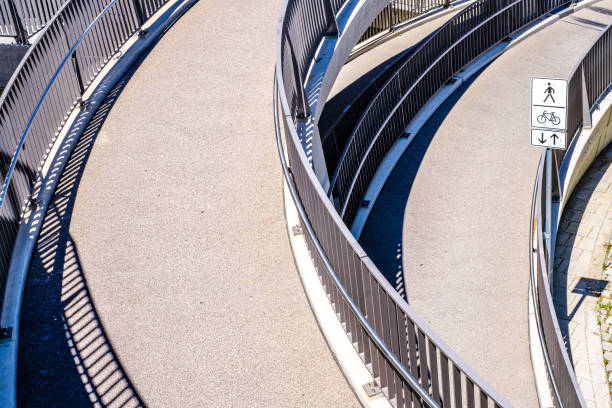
[
  {"left": 131, "top": 0, "right": 148, "bottom": 37},
  {"left": 6, "top": 0, "right": 27, "bottom": 44},
  {"left": 545, "top": 148, "right": 552, "bottom": 278},
  {"left": 285, "top": 33, "right": 311, "bottom": 120},
  {"left": 71, "top": 51, "right": 85, "bottom": 95},
  {"left": 321, "top": 0, "right": 340, "bottom": 36},
  {"left": 59, "top": 17, "right": 87, "bottom": 109}
]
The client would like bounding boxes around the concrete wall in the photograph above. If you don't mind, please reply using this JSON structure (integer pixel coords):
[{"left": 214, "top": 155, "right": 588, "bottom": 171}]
[
  {"left": 0, "top": 44, "right": 28, "bottom": 88},
  {"left": 559, "top": 91, "right": 612, "bottom": 213}
]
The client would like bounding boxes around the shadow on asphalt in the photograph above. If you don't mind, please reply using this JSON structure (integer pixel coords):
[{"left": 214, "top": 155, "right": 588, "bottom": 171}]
[
  {"left": 358, "top": 70, "right": 484, "bottom": 302},
  {"left": 16, "top": 7, "right": 199, "bottom": 404},
  {"left": 319, "top": 48, "right": 414, "bottom": 135},
  {"left": 17, "top": 65, "right": 147, "bottom": 408}
]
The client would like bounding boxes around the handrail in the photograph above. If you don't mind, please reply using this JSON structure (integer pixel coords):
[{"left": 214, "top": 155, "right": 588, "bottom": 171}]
[
  {"left": 337, "top": 0, "right": 523, "bottom": 217},
  {"left": 0, "top": 0, "right": 118, "bottom": 211},
  {"left": 529, "top": 151, "right": 566, "bottom": 407},
  {"left": 274, "top": 77, "right": 440, "bottom": 408},
  {"left": 332, "top": 0, "right": 571, "bottom": 225},
  {"left": 329, "top": 0, "right": 511, "bottom": 196},
  {"left": 275, "top": 0, "right": 511, "bottom": 406},
  {"left": 0, "top": 0, "right": 171, "bottom": 312}
]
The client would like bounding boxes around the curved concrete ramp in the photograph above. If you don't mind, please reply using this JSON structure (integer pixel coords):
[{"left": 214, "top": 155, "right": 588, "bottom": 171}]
[
  {"left": 360, "top": 2, "right": 612, "bottom": 406},
  {"left": 18, "top": 1, "right": 358, "bottom": 406}
]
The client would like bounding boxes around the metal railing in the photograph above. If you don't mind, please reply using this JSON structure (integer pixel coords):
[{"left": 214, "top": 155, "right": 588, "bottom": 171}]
[
  {"left": 0, "top": 0, "right": 170, "bottom": 308},
  {"left": 331, "top": 0, "right": 570, "bottom": 225},
  {"left": 360, "top": 0, "right": 451, "bottom": 44},
  {"left": 530, "top": 24, "right": 612, "bottom": 408},
  {"left": 0, "top": 0, "right": 66, "bottom": 43},
  {"left": 275, "top": 0, "right": 510, "bottom": 406}
]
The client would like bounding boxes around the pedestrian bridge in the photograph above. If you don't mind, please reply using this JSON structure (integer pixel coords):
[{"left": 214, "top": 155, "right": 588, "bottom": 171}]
[{"left": 0, "top": 0, "right": 611, "bottom": 407}]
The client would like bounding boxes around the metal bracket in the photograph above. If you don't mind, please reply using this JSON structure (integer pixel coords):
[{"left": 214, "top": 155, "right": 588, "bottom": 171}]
[
  {"left": 363, "top": 381, "right": 382, "bottom": 397},
  {"left": 79, "top": 98, "right": 90, "bottom": 111},
  {"left": 292, "top": 225, "right": 303, "bottom": 236},
  {"left": 27, "top": 195, "right": 41, "bottom": 210},
  {"left": 360, "top": 200, "right": 370, "bottom": 208},
  {"left": 137, "top": 28, "right": 148, "bottom": 38}
]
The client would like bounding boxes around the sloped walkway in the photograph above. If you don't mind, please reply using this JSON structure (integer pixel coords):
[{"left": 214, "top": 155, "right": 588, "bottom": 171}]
[
  {"left": 18, "top": 1, "right": 358, "bottom": 406},
  {"left": 360, "top": 1, "right": 612, "bottom": 406}
]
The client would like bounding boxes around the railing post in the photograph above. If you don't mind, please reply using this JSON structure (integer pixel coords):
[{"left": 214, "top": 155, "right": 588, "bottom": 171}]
[
  {"left": 131, "top": 0, "right": 148, "bottom": 37},
  {"left": 581, "top": 64, "right": 592, "bottom": 129},
  {"left": 387, "top": 5, "right": 393, "bottom": 32},
  {"left": 59, "top": 17, "right": 87, "bottom": 109},
  {"left": 71, "top": 51, "right": 86, "bottom": 96},
  {"left": 321, "top": 0, "right": 340, "bottom": 36},
  {"left": 286, "top": 33, "right": 311, "bottom": 120},
  {"left": 6, "top": 0, "right": 28, "bottom": 45}
]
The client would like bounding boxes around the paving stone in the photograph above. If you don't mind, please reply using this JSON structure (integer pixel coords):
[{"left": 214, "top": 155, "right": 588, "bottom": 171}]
[
  {"left": 577, "top": 236, "right": 597, "bottom": 251},
  {"left": 579, "top": 378, "right": 595, "bottom": 400},
  {"left": 596, "top": 396, "right": 610, "bottom": 408}
]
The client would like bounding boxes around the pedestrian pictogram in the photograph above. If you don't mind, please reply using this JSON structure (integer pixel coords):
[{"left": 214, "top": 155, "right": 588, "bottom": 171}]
[
  {"left": 531, "top": 129, "right": 566, "bottom": 149},
  {"left": 531, "top": 77, "right": 568, "bottom": 132},
  {"left": 543, "top": 82, "right": 555, "bottom": 103}
]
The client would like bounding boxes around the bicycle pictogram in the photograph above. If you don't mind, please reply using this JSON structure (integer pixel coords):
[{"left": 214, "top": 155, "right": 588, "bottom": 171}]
[{"left": 536, "top": 110, "right": 561, "bottom": 126}]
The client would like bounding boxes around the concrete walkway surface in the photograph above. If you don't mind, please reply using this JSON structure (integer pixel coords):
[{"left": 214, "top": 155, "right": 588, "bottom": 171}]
[
  {"left": 360, "top": 1, "right": 612, "bottom": 406},
  {"left": 18, "top": 1, "right": 360, "bottom": 406}
]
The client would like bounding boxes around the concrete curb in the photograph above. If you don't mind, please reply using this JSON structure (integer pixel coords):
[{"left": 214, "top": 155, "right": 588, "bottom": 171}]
[
  {"left": 0, "top": 1, "right": 198, "bottom": 405},
  {"left": 282, "top": 180, "right": 392, "bottom": 408}
]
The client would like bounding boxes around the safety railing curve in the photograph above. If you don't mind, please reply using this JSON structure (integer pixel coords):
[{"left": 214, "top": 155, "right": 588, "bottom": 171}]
[
  {"left": 0, "top": 0, "right": 171, "bottom": 319},
  {"left": 530, "top": 24, "right": 612, "bottom": 408},
  {"left": 275, "top": 0, "right": 510, "bottom": 406},
  {"left": 0, "top": 0, "right": 66, "bottom": 43},
  {"left": 331, "top": 0, "right": 572, "bottom": 225}
]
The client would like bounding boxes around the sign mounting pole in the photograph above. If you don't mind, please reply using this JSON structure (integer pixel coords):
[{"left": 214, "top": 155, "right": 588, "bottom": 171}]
[{"left": 531, "top": 77, "right": 568, "bottom": 279}]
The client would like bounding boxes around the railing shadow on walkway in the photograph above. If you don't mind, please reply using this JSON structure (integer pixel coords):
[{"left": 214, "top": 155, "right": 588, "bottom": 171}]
[
  {"left": 358, "top": 70, "right": 483, "bottom": 302},
  {"left": 17, "top": 64, "right": 147, "bottom": 408},
  {"left": 553, "top": 148, "right": 612, "bottom": 364}
]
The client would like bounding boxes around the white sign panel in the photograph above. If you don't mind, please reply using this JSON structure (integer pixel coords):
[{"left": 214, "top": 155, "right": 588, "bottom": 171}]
[
  {"left": 531, "top": 77, "right": 568, "bottom": 131},
  {"left": 531, "top": 129, "right": 567, "bottom": 149}
]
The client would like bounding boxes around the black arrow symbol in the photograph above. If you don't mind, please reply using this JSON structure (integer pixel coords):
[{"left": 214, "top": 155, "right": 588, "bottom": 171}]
[
  {"left": 537, "top": 133, "right": 547, "bottom": 144},
  {"left": 551, "top": 133, "right": 560, "bottom": 145}
]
